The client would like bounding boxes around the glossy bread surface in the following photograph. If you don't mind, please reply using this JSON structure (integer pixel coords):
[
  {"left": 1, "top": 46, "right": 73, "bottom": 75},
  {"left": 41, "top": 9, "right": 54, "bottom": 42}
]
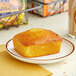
[{"left": 13, "top": 28, "right": 63, "bottom": 57}]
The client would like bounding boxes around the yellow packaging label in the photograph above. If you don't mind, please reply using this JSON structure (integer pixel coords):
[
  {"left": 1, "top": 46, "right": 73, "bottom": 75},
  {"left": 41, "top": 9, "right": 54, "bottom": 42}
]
[{"left": 0, "top": 0, "right": 25, "bottom": 13}]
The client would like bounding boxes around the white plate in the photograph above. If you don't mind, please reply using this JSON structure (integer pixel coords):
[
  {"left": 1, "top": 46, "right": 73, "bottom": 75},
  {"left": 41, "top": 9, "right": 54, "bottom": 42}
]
[{"left": 6, "top": 39, "right": 75, "bottom": 64}]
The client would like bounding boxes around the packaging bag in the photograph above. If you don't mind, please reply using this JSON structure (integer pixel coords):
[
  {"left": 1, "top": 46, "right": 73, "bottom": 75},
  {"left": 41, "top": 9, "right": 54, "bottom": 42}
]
[
  {"left": 0, "top": 0, "right": 27, "bottom": 29},
  {"left": 28, "top": 0, "right": 69, "bottom": 17}
]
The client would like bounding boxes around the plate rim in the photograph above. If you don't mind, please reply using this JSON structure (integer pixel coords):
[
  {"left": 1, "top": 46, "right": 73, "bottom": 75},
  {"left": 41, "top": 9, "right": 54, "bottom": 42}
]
[{"left": 6, "top": 38, "right": 75, "bottom": 61}]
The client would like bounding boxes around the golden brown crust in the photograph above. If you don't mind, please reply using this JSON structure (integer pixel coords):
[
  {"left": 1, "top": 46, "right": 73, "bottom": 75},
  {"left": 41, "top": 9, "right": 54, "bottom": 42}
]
[{"left": 13, "top": 28, "right": 63, "bottom": 46}]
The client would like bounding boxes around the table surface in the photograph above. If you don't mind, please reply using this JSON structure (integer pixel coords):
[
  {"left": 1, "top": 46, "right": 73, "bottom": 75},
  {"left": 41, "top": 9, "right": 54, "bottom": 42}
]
[{"left": 0, "top": 12, "right": 76, "bottom": 76}]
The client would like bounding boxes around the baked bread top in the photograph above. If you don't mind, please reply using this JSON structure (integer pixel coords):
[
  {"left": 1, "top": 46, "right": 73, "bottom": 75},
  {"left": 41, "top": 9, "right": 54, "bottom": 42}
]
[{"left": 13, "top": 28, "right": 62, "bottom": 46}]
